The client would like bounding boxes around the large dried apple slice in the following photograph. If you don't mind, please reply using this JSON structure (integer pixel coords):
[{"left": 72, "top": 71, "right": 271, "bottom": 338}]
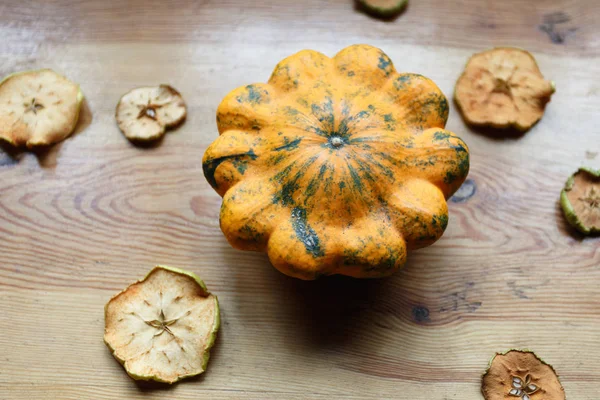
[
  {"left": 104, "top": 265, "right": 220, "bottom": 384},
  {"left": 455, "top": 48, "right": 555, "bottom": 132},
  {"left": 116, "top": 85, "right": 187, "bottom": 142},
  {"left": 0, "top": 69, "right": 83, "bottom": 147},
  {"left": 482, "top": 350, "right": 565, "bottom": 400},
  {"left": 561, "top": 167, "right": 600, "bottom": 235}
]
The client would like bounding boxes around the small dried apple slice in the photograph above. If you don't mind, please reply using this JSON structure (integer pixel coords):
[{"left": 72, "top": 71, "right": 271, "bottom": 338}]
[
  {"left": 104, "top": 265, "right": 220, "bottom": 384},
  {"left": 358, "top": 0, "right": 408, "bottom": 17},
  {"left": 116, "top": 85, "right": 187, "bottom": 142},
  {"left": 482, "top": 350, "right": 565, "bottom": 400},
  {"left": 0, "top": 69, "right": 83, "bottom": 147},
  {"left": 561, "top": 167, "right": 600, "bottom": 235},
  {"left": 455, "top": 48, "right": 555, "bottom": 132}
]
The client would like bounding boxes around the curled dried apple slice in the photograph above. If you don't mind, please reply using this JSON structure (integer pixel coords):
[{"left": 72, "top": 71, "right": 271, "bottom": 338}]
[
  {"left": 116, "top": 85, "right": 187, "bottom": 142},
  {"left": 455, "top": 48, "right": 555, "bottom": 132},
  {"left": 0, "top": 69, "right": 83, "bottom": 147},
  {"left": 482, "top": 350, "right": 565, "bottom": 400},
  {"left": 561, "top": 167, "right": 600, "bottom": 235},
  {"left": 104, "top": 265, "right": 220, "bottom": 384}
]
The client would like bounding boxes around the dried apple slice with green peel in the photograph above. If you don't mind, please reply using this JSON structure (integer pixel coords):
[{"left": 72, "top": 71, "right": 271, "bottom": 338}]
[
  {"left": 358, "top": 0, "right": 408, "bottom": 17},
  {"left": 104, "top": 265, "right": 220, "bottom": 384},
  {"left": 0, "top": 69, "right": 83, "bottom": 147},
  {"left": 561, "top": 167, "right": 600, "bottom": 235},
  {"left": 116, "top": 85, "right": 187, "bottom": 142}
]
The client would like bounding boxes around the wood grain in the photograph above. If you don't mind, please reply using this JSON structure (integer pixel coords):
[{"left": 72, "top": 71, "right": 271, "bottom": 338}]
[{"left": 0, "top": 0, "right": 599, "bottom": 399}]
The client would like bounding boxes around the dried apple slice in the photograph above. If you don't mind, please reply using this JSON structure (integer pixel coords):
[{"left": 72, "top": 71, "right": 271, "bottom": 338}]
[
  {"left": 116, "top": 85, "right": 187, "bottom": 142},
  {"left": 561, "top": 167, "right": 600, "bottom": 235},
  {"left": 104, "top": 265, "right": 220, "bottom": 384},
  {"left": 482, "top": 350, "right": 565, "bottom": 400},
  {"left": 358, "top": 0, "right": 408, "bottom": 17},
  {"left": 0, "top": 69, "right": 83, "bottom": 147},
  {"left": 455, "top": 48, "right": 555, "bottom": 132}
]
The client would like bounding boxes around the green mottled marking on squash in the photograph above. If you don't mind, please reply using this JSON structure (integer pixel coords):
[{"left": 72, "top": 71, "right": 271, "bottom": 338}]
[
  {"left": 348, "top": 71, "right": 355, "bottom": 77},
  {"left": 457, "top": 150, "right": 470, "bottom": 177},
  {"left": 272, "top": 162, "right": 297, "bottom": 189},
  {"left": 297, "top": 98, "right": 309, "bottom": 107},
  {"left": 274, "top": 63, "right": 289, "bottom": 77},
  {"left": 284, "top": 107, "right": 300, "bottom": 116},
  {"left": 353, "top": 157, "right": 376, "bottom": 183},
  {"left": 274, "top": 137, "right": 302, "bottom": 152},
  {"left": 239, "top": 224, "right": 264, "bottom": 241},
  {"left": 393, "top": 74, "right": 412, "bottom": 90},
  {"left": 360, "top": 152, "right": 395, "bottom": 180},
  {"left": 442, "top": 139, "right": 470, "bottom": 185},
  {"left": 323, "top": 163, "right": 336, "bottom": 197},
  {"left": 339, "top": 181, "right": 346, "bottom": 190},
  {"left": 376, "top": 195, "right": 393, "bottom": 222},
  {"left": 383, "top": 113, "right": 396, "bottom": 130},
  {"left": 376, "top": 151, "right": 409, "bottom": 168},
  {"left": 341, "top": 103, "right": 351, "bottom": 117},
  {"left": 438, "top": 95, "right": 449, "bottom": 122},
  {"left": 336, "top": 118, "right": 351, "bottom": 138},
  {"left": 270, "top": 153, "right": 288, "bottom": 165},
  {"left": 444, "top": 171, "right": 458, "bottom": 184},
  {"left": 354, "top": 110, "right": 370, "bottom": 120},
  {"left": 438, "top": 214, "right": 449, "bottom": 230},
  {"left": 381, "top": 246, "right": 400, "bottom": 269},
  {"left": 378, "top": 54, "right": 393, "bottom": 76},
  {"left": 402, "top": 137, "right": 415, "bottom": 148},
  {"left": 304, "top": 163, "right": 329, "bottom": 202},
  {"left": 232, "top": 159, "right": 249, "bottom": 174},
  {"left": 247, "top": 85, "right": 264, "bottom": 103},
  {"left": 346, "top": 162, "right": 364, "bottom": 193},
  {"left": 433, "top": 131, "right": 452, "bottom": 141},
  {"left": 236, "top": 85, "right": 265, "bottom": 104},
  {"left": 452, "top": 140, "right": 468, "bottom": 154},
  {"left": 431, "top": 214, "right": 448, "bottom": 230},
  {"left": 203, "top": 150, "right": 258, "bottom": 189},
  {"left": 310, "top": 97, "right": 335, "bottom": 134},
  {"left": 272, "top": 155, "right": 319, "bottom": 206},
  {"left": 417, "top": 233, "right": 438, "bottom": 241},
  {"left": 291, "top": 206, "right": 324, "bottom": 257},
  {"left": 272, "top": 63, "right": 296, "bottom": 88},
  {"left": 405, "top": 92, "right": 447, "bottom": 125}
]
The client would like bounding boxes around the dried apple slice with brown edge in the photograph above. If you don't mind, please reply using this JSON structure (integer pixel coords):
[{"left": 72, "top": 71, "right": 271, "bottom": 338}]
[
  {"left": 561, "top": 167, "right": 600, "bottom": 235},
  {"left": 482, "top": 350, "right": 565, "bottom": 400},
  {"left": 455, "top": 47, "right": 555, "bottom": 132},
  {"left": 116, "top": 85, "right": 187, "bottom": 142},
  {"left": 104, "top": 265, "right": 220, "bottom": 384},
  {"left": 0, "top": 69, "right": 83, "bottom": 148}
]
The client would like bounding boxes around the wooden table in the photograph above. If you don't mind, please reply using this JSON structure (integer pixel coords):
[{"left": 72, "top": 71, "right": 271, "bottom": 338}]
[{"left": 1, "top": 1, "right": 598, "bottom": 398}]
